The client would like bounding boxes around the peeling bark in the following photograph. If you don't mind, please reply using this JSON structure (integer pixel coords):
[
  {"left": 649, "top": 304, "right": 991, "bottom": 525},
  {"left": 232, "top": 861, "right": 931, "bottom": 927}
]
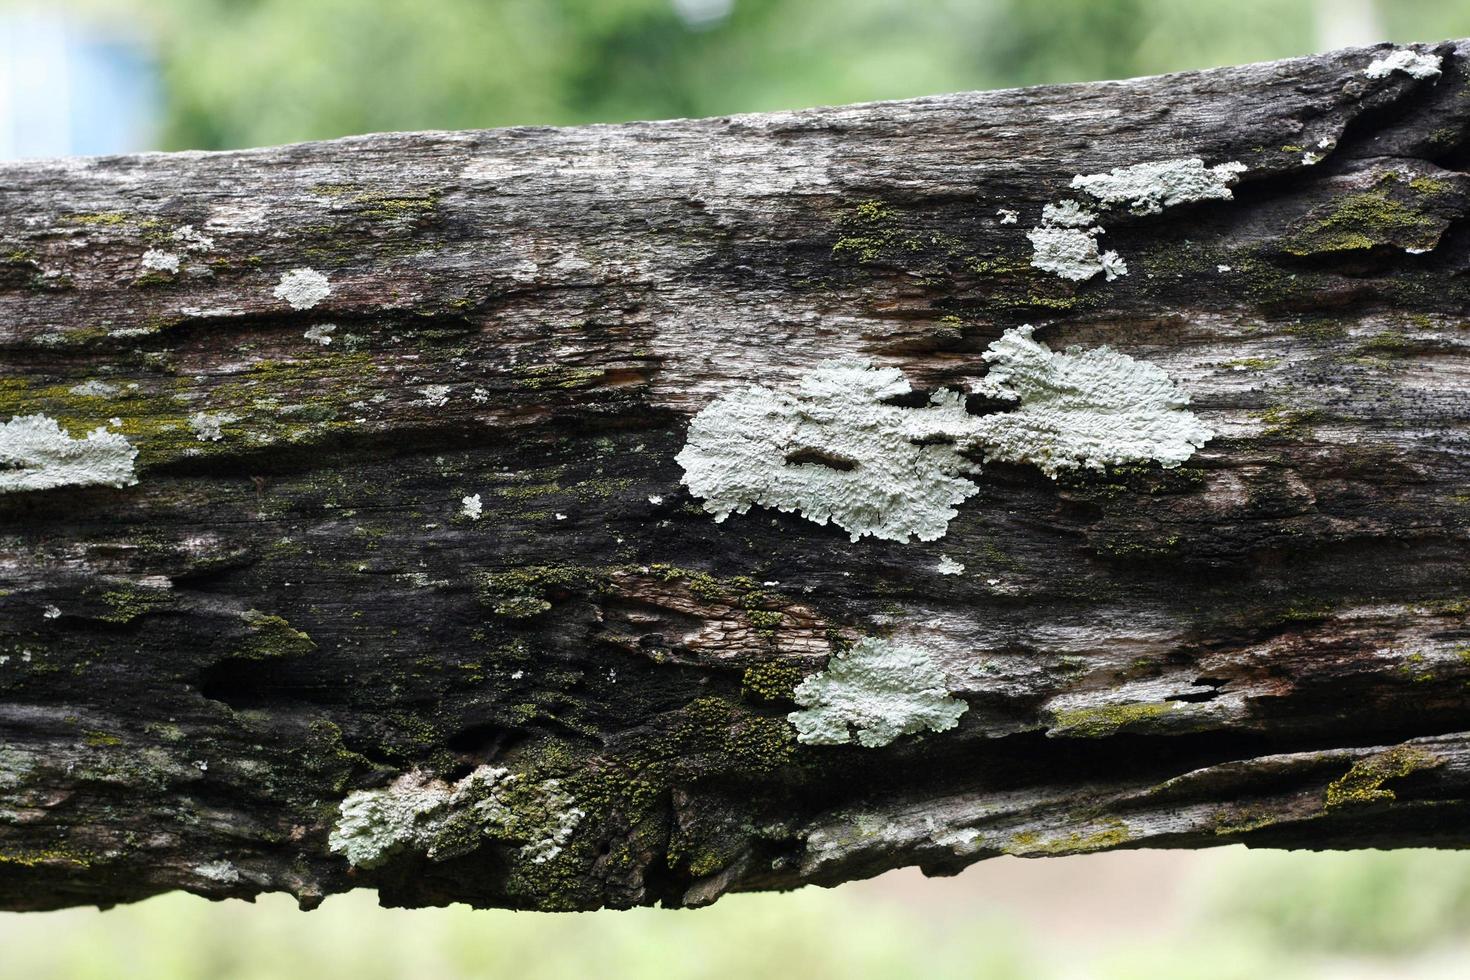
[{"left": 1, "top": 40, "right": 1468, "bottom": 913}]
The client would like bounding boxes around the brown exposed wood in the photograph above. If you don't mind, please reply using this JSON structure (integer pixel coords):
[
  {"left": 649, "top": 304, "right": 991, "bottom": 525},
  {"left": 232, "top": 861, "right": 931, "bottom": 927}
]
[{"left": 0, "top": 39, "right": 1468, "bottom": 912}]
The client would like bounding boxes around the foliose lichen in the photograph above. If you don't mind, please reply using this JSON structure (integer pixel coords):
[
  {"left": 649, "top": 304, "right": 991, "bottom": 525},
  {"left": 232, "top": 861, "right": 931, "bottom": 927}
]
[
  {"left": 1364, "top": 48, "right": 1442, "bottom": 81},
  {"left": 675, "top": 358, "right": 985, "bottom": 543},
  {"left": 0, "top": 414, "right": 138, "bottom": 493},
  {"left": 328, "top": 765, "right": 587, "bottom": 870},
  {"left": 1025, "top": 200, "right": 1127, "bottom": 282},
  {"left": 677, "top": 327, "right": 1211, "bottom": 540},
  {"left": 788, "top": 637, "right": 968, "bottom": 747},
  {"left": 1069, "top": 158, "right": 1247, "bottom": 215},
  {"left": 272, "top": 268, "right": 332, "bottom": 310},
  {"left": 970, "top": 324, "right": 1213, "bottom": 476}
]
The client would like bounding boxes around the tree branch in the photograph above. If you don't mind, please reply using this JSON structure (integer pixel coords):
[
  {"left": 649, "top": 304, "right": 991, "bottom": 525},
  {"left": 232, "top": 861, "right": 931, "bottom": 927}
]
[{"left": 1, "top": 39, "right": 1467, "bottom": 912}]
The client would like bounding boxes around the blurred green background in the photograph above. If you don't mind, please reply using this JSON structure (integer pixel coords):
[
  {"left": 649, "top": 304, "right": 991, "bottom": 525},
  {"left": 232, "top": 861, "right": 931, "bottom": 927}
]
[
  {"left": 2, "top": 1, "right": 1469, "bottom": 977},
  {"left": 0, "top": 0, "right": 1466, "bottom": 153}
]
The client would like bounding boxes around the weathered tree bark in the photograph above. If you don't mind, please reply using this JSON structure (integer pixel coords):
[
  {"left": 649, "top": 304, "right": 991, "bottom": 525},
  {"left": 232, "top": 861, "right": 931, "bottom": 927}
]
[{"left": 1, "top": 39, "right": 1468, "bottom": 913}]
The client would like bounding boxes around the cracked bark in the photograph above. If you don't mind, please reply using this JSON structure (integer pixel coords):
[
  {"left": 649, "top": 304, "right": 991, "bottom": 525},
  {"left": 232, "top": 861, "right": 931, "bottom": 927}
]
[{"left": 1, "top": 39, "right": 1468, "bottom": 913}]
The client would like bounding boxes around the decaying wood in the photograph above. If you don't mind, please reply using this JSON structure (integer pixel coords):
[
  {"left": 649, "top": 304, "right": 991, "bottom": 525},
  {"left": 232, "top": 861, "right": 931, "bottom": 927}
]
[{"left": 1, "top": 39, "right": 1468, "bottom": 912}]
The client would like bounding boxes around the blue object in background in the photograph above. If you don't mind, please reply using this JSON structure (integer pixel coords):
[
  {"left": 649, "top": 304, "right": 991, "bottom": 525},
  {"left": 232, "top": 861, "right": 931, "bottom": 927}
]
[{"left": 0, "top": 11, "right": 160, "bottom": 159}]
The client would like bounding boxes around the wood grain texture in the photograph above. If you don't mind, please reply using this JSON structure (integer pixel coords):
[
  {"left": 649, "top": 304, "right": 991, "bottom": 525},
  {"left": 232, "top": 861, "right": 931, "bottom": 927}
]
[{"left": 0, "top": 39, "right": 1468, "bottom": 912}]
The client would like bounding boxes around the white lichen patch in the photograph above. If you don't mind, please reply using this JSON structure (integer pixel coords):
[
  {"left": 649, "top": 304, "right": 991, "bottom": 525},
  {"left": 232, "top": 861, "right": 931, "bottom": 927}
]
[
  {"left": 272, "top": 268, "right": 332, "bottom": 310},
  {"left": 193, "top": 860, "right": 240, "bottom": 884},
  {"left": 0, "top": 414, "right": 138, "bottom": 493},
  {"left": 329, "top": 766, "right": 514, "bottom": 869},
  {"left": 141, "top": 249, "right": 181, "bottom": 273},
  {"left": 679, "top": 329, "right": 1210, "bottom": 540},
  {"left": 788, "top": 637, "right": 968, "bottom": 748},
  {"left": 675, "top": 359, "right": 986, "bottom": 543},
  {"left": 996, "top": 208, "right": 1018, "bottom": 225},
  {"left": 1040, "top": 200, "right": 1098, "bottom": 228},
  {"left": 1069, "top": 158, "right": 1247, "bottom": 216},
  {"left": 303, "top": 323, "right": 337, "bottom": 346},
  {"left": 328, "top": 765, "right": 585, "bottom": 870},
  {"left": 188, "top": 412, "right": 236, "bottom": 442},
  {"left": 418, "top": 385, "right": 452, "bottom": 407},
  {"left": 518, "top": 780, "right": 585, "bottom": 864},
  {"left": 460, "top": 493, "right": 483, "bottom": 520},
  {"left": 935, "top": 555, "right": 965, "bottom": 576},
  {"left": 1026, "top": 201, "right": 1126, "bottom": 282},
  {"left": 970, "top": 325, "right": 1212, "bottom": 476},
  {"left": 1365, "top": 48, "right": 1442, "bottom": 80},
  {"left": 170, "top": 225, "right": 215, "bottom": 252},
  {"left": 68, "top": 380, "right": 118, "bottom": 398}
]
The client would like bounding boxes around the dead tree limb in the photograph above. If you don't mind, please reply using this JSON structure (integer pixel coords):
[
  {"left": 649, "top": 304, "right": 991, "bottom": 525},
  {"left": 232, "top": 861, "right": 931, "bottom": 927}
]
[{"left": 1, "top": 40, "right": 1468, "bottom": 912}]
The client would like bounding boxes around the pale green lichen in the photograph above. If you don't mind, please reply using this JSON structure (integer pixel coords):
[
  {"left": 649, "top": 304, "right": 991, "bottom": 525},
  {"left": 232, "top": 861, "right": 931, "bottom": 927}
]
[
  {"left": 272, "top": 268, "right": 332, "bottom": 310},
  {"left": 788, "top": 637, "right": 968, "bottom": 748},
  {"left": 677, "top": 327, "right": 1211, "bottom": 540},
  {"left": 0, "top": 414, "right": 138, "bottom": 493},
  {"left": 676, "top": 359, "right": 985, "bottom": 543},
  {"left": 327, "top": 765, "right": 585, "bottom": 869},
  {"left": 1364, "top": 48, "right": 1441, "bottom": 80},
  {"left": 970, "top": 324, "right": 1213, "bottom": 476},
  {"left": 1025, "top": 200, "right": 1126, "bottom": 282},
  {"left": 1070, "top": 158, "right": 1247, "bottom": 216}
]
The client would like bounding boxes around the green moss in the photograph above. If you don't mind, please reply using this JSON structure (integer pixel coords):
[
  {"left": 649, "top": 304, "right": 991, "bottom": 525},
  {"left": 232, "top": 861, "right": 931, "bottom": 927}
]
[
  {"left": 1280, "top": 599, "right": 1333, "bottom": 623},
  {"left": 747, "top": 609, "right": 783, "bottom": 638},
  {"left": 830, "top": 199, "right": 919, "bottom": 264},
  {"left": 97, "top": 585, "right": 175, "bottom": 624},
  {"left": 1008, "top": 820, "right": 1131, "bottom": 855},
  {"left": 1212, "top": 807, "right": 1278, "bottom": 836},
  {"left": 1049, "top": 701, "right": 1176, "bottom": 738},
  {"left": 353, "top": 190, "right": 441, "bottom": 221},
  {"left": 1222, "top": 357, "right": 1279, "bottom": 371},
  {"left": 1408, "top": 176, "right": 1451, "bottom": 196},
  {"left": 1324, "top": 746, "right": 1442, "bottom": 810},
  {"left": 1282, "top": 180, "right": 1445, "bottom": 257},
  {"left": 474, "top": 565, "right": 602, "bottom": 619},
  {"left": 298, "top": 720, "right": 372, "bottom": 795},
  {"left": 238, "top": 610, "right": 316, "bottom": 660},
  {"left": 83, "top": 730, "right": 123, "bottom": 748},
  {"left": 741, "top": 661, "right": 805, "bottom": 702},
  {"left": 65, "top": 212, "right": 130, "bottom": 226},
  {"left": 515, "top": 365, "right": 603, "bottom": 391},
  {"left": 0, "top": 847, "right": 93, "bottom": 869},
  {"left": 1259, "top": 405, "right": 1323, "bottom": 439},
  {"left": 1354, "top": 329, "right": 1418, "bottom": 357}
]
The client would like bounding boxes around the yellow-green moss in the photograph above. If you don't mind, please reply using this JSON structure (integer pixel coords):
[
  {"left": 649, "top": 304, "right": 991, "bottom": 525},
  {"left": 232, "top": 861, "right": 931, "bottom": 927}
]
[
  {"left": 96, "top": 585, "right": 175, "bottom": 624},
  {"left": 741, "top": 661, "right": 805, "bottom": 702},
  {"left": 1282, "top": 179, "right": 1445, "bottom": 257},
  {"left": 1323, "top": 746, "right": 1442, "bottom": 810},
  {"left": 353, "top": 190, "right": 441, "bottom": 221},
  {"left": 1049, "top": 701, "right": 1176, "bottom": 738},
  {"left": 515, "top": 365, "right": 603, "bottom": 391},
  {"left": 238, "top": 610, "right": 316, "bottom": 660},
  {"left": 1259, "top": 405, "right": 1323, "bottom": 439},
  {"left": 474, "top": 565, "right": 603, "bottom": 619},
  {"left": 831, "top": 199, "right": 918, "bottom": 264},
  {"left": 65, "top": 212, "right": 130, "bottom": 226},
  {"left": 1008, "top": 820, "right": 1131, "bottom": 855}
]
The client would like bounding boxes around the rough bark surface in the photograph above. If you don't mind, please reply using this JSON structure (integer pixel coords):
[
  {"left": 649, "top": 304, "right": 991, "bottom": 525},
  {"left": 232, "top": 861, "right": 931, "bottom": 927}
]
[{"left": 1, "top": 40, "right": 1469, "bottom": 913}]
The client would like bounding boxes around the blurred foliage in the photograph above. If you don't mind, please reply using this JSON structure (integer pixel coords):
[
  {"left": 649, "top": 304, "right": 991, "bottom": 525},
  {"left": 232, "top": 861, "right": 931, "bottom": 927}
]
[
  {"left": 7, "top": 849, "right": 1470, "bottom": 979},
  {"left": 10, "top": 0, "right": 1470, "bottom": 150}
]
